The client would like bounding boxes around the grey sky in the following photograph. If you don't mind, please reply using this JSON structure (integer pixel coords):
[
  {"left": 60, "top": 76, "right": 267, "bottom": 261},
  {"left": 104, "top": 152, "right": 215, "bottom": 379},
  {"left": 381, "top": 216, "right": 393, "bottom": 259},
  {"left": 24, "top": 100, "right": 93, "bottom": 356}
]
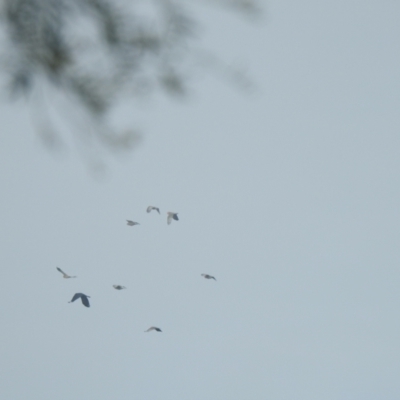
[{"left": 1, "top": 1, "right": 400, "bottom": 399}]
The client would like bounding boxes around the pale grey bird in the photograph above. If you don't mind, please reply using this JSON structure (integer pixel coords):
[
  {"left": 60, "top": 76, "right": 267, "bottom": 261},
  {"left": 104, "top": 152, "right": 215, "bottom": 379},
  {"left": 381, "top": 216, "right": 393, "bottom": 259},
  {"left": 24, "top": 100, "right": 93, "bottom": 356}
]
[
  {"left": 126, "top": 220, "right": 140, "bottom": 226},
  {"left": 68, "top": 293, "right": 90, "bottom": 307},
  {"left": 147, "top": 206, "right": 160, "bottom": 214},
  {"left": 56, "top": 267, "right": 77, "bottom": 279},
  {"left": 167, "top": 212, "right": 179, "bottom": 225},
  {"left": 113, "top": 285, "right": 126, "bottom": 290},
  {"left": 145, "top": 326, "right": 162, "bottom": 332},
  {"left": 201, "top": 274, "right": 216, "bottom": 281}
]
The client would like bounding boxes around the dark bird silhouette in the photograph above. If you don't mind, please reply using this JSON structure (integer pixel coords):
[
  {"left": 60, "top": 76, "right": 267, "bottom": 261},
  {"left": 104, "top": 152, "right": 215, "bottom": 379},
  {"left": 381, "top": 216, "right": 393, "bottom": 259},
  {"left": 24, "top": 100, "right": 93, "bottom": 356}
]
[
  {"left": 167, "top": 212, "right": 179, "bottom": 225},
  {"left": 126, "top": 220, "right": 140, "bottom": 226},
  {"left": 147, "top": 206, "right": 160, "bottom": 214},
  {"left": 113, "top": 285, "right": 126, "bottom": 290},
  {"left": 201, "top": 274, "right": 216, "bottom": 281},
  {"left": 69, "top": 293, "right": 90, "bottom": 307},
  {"left": 56, "top": 267, "right": 76, "bottom": 279},
  {"left": 145, "top": 326, "right": 162, "bottom": 332}
]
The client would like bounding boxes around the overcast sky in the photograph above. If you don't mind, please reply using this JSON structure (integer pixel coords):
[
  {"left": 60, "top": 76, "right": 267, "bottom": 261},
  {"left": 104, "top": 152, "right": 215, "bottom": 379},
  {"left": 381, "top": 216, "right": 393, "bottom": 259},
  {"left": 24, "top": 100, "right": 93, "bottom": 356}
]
[{"left": 1, "top": 1, "right": 400, "bottom": 399}]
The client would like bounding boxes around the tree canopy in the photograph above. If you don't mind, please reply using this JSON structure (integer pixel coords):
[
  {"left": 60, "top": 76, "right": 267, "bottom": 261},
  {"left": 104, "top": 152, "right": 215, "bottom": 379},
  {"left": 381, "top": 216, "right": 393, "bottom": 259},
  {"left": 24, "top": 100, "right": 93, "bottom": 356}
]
[{"left": 0, "top": 0, "right": 260, "bottom": 152}]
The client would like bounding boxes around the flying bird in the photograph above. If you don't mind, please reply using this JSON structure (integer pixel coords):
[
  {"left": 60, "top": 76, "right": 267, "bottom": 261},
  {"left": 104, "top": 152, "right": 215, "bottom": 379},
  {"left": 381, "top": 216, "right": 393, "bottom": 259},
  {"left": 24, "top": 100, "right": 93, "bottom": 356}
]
[
  {"left": 145, "top": 326, "right": 162, "bottom": 332},
  {"left": 113, "top": 285, "right": 126, "bottom": 290},
  {"left": 126, "top": 220, "right": 140, "bottom": 226},
  {"left": 56, "top": 267, "right": 76, "bottom": 279},
  {"left": 167, "top": 212, "right": 179, "bottom": 225},
  {"left": 147, "top": 206, "right": 160, "bottom": 214},
  {"left": 68, "top": 293, "right": 90, "bottom": 307},
  {"left": 201, "top": 274, "right": 216, "bottom": 281}
]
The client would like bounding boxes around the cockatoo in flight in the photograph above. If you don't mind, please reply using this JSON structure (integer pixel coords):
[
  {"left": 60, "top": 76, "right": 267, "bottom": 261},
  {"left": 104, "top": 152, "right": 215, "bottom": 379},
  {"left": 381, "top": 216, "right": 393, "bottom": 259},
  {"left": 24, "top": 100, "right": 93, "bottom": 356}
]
[
  {"left": 145, "top": 326, "right": 162, "bottom": 332},
  {"left": 201, "top": 274, "right": 216, "bottom": 281},
  {"left": 68, "top": 293, "right": 90, "bottom": 307},
  {"left": 167, "top": 212, "right": 179, "bottom": 225},
  {"left": 113, "top": 285, "right": 126, "bottom": 290},
  {"left": 56, "top": 267, "right": 76, "bottom": 279},
  {"left": 126, "top": 220, "right": 140, "bottom": 226}
]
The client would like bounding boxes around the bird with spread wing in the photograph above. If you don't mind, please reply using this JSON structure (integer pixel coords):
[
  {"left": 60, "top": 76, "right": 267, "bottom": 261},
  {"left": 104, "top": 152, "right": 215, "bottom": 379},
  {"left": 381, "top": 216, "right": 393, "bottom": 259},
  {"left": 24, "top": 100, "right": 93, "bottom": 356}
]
[
  {"left": 147, "top": 206, "right": 160, "bottom": 214},
  {"left": 201, "top": 274, "right": 216, "bottom": 281},
  {"left": 167, "top": 212, "right": 179, "bottom": 225},
  {"left": 145, "top": 326, "right": 162, "bottom": 332},
  {"left": 113, "top": 285, "right": 126, "bottom": 290},
  {"left": 56, "top": 267, "right": 76, "bottom": 279},
  {"left": 68, "top": 293, "right": 90, "bottom": 307},
  {"left": 126, "top": 220, "right": 140, "bottom": 226}
]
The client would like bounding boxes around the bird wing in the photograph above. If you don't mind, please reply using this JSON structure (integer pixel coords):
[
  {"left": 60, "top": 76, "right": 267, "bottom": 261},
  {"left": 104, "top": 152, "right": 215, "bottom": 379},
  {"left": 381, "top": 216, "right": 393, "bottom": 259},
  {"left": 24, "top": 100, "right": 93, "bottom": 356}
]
[
  {"left": 81, "top": 296, "right": 90, "bottom": 307},
  {"left": 127, "top": 220, "right": 134, "bottom": 225},
  {"left": 146, "top": 206, "right": 152, "bottom": 213},
  {"left": 145, "top": 327, "right": 154, "bottom": 332},
  {"left": 70, "top": 293, "right": 82, "bottom": 302},
  {"left": 155, "top": 207, "right": 160, "bottom": 214},
  {"left": 173, "top": 214, "right": 179, "bottom": 221},
  {"left": 57, "top": 267, "right": 66, "bottom": 275}
]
